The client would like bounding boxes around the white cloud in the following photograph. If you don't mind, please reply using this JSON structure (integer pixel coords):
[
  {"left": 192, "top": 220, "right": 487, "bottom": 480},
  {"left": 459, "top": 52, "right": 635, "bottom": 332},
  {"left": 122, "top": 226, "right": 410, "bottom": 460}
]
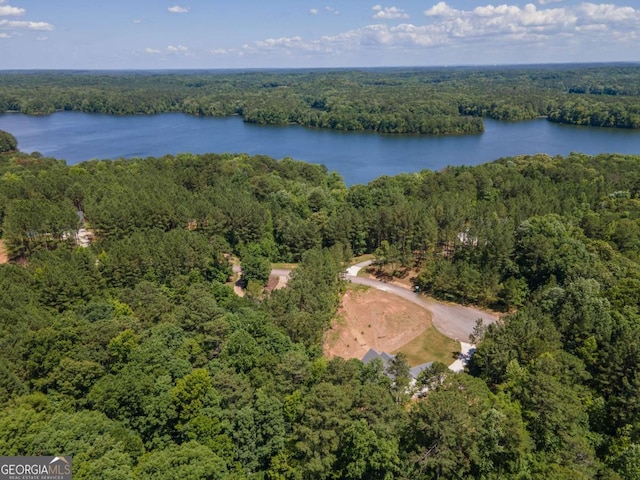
[
  {"left": 308, "top": 6, "right": 339, "bottom": 16},
  {"left": 0, "top": 3, "right": 54, "bottom": 38},
  {"left": 133, "top": 19, "right": 142, "bottom": 24},
  {"left": 424, "top": 2, "right": 461, "bottom": 18},
  {"left": 36, "top": 36, "right": 47, "bottom": 40},
  {"left": 578, "top": 3, "right": 639, "bottom": 22},
  {"left": 372, "top": 5, "right": 409, "bottom": 20},
  {"left": 0, "top": 4, "right": 24, "bottom": 16},
  {"left": 421, "top": 1, "right": 640, "bottom": 44},
  {"left": 143, "top": 45, "right": 192, "bottom": 56},
  {"left": 423, "top": 2, "right": 579, "bottom": 39},
  {"left": 207, "top": 2, "right": 640, "bottom": 64},
  {"left": 168, "top": 5, "right": 190, "bottom": 14},
  {"left": 538, "top": 0, "right": 562, "bottom": 4},
  {"left": 167, "top": 44, "right": 189, "bottom": 53},
  {"left": 317, "top": 23, "right": 446, "bottom": 49},
  {"left": 0, "top": 19, "right": 53, "bottom": 30}
]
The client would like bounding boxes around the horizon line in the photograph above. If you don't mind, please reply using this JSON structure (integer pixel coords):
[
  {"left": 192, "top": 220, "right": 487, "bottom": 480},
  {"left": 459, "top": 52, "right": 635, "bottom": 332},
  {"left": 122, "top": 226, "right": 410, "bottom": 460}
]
[{"left": 1, "top": 61, "right": 640, "bottom": 73}]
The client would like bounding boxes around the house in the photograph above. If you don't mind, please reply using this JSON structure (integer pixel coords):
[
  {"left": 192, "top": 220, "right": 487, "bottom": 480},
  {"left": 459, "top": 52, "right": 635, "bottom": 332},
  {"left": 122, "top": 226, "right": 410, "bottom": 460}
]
[{"left": 361, "top": 348, "right": 433, "bottom": 380}]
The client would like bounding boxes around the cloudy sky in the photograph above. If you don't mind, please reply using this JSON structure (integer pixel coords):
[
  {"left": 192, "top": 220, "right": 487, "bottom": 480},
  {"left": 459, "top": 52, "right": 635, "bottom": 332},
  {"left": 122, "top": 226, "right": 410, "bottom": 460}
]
[{"left": 0, "top": 0, "right": 638, "bottom": 69}]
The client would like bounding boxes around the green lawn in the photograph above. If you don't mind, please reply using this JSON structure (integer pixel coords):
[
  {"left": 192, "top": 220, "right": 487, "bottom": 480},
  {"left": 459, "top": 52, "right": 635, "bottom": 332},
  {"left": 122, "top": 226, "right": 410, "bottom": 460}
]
[
  {"left": 351, "top": 254, "right": 375, "bottom": 264},
  {"left": 270, "top": 262, "right": 298, "bottom": 270},
  {"left": 393, "top": 327, "right": 460, "bottom": 366}
]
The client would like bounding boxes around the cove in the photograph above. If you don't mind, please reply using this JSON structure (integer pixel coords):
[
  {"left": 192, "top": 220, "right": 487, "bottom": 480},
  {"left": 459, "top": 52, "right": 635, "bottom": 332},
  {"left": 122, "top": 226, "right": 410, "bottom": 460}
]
[{"left": 2, "top": 111, "right": 640, "bottom": 185}]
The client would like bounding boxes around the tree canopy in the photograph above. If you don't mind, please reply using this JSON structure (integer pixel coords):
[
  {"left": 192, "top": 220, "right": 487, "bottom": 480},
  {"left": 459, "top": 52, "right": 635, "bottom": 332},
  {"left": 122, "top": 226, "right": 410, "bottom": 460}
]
[
  {"left": 0, "top": 129, "right": 17, "bottom": 153},
  {"left": 3, "top": 64, "right": 640, "bottom": 135},
  {"left": 2, "top": 142, "right": 640, "bottom": 477}
]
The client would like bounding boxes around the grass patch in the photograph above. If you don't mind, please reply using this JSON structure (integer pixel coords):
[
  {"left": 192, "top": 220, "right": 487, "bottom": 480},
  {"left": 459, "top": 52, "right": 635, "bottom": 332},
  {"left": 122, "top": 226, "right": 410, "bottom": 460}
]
[
  {"left": 357, "top": 267, "right": 373, "bottom": 277},
  {"left": 333, "top": 312, "right": 347, "bottom": 328},
  {"left": 346, "top": 283, "right": 370, "bottom": 294},
  {"left": 351, "top": 254, "right": 375, "bottom": 264},
  {"left": 325, "top": 331, "right": 340, "bottom": 348},
  {"left": 271, "top": 262, "right": 298, "bottom": 270},
  {"left": 392, "top": 327, "right": 460, "bottom": 366}
]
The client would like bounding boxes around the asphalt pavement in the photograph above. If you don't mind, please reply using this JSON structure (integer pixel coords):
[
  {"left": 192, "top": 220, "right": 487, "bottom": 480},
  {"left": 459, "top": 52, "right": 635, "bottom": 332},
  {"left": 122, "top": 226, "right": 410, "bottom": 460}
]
[
  {"left": 237, "top": 260, "right": 498, "bottom": 342},
  {"left": 345, "top": 261, "right": 498, "bottom": 342}
]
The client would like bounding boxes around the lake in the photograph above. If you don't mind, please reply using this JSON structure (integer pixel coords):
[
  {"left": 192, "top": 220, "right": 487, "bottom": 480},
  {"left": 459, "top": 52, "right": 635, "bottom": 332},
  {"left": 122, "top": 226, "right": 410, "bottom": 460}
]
[{"left": 2, "top": 111, "right": 640, "bottom": 185}]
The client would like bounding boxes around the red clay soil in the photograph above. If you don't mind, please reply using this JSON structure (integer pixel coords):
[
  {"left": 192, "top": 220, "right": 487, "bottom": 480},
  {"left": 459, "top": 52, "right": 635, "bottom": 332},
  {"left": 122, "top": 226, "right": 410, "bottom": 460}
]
[
  {"left": 0, "top": 240, "right": 8, "bottom": 264},
  {"left": 265, "top": 275, "right": 281, "bottom": 293},
  {"left": 324, "top": 287, "right": 433, "bottom": 362}
]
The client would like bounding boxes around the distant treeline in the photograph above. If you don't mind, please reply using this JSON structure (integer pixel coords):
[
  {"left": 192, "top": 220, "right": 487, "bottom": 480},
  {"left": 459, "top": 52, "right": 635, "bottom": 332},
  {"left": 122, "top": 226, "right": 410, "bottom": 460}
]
[{"left": 2, "top": 64, "right": 640, "bottom": 134}]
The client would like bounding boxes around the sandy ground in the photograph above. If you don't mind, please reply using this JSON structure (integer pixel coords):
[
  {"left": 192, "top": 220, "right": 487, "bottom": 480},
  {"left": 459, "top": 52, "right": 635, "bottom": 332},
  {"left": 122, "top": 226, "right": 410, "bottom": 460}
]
[
  {"left": 0, "top": 240, "right": 8, "bottom": 264},
  {"left": 324, "top": 288, "right": 434, "bottom": 362}
]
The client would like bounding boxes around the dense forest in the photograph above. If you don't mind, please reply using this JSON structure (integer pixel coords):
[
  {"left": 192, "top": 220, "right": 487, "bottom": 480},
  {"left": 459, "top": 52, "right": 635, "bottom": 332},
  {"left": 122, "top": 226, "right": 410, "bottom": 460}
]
[
  {"left": 2, "top": 64, "right": 640, "bottom": 135},
  {"left": 2, "top": 126, "right": 640, "bottom": 478}
]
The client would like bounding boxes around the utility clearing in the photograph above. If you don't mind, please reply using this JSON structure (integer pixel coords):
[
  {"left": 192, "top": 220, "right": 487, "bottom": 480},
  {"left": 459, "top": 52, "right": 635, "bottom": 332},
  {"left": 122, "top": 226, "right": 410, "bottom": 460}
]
[{"left": 324, "top": 286, "right": 460, "bottom": 366}]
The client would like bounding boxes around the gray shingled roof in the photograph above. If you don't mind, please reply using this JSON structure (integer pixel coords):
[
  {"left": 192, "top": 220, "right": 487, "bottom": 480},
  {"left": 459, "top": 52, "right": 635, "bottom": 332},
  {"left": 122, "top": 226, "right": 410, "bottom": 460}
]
[
  {"left": 361, "top": 348, "right": 433, "bottom": 380},
  {"left": 361, "top": 348, "right": 394, "bottom": 368},
  {"left": 410, "top": 362, "right": 433, "bottom": 379}
]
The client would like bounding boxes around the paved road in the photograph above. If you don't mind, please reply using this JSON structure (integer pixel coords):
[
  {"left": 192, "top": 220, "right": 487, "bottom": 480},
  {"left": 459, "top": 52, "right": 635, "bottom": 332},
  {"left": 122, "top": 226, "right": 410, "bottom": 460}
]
[
  {"left": 346, "top": 261, "right": 497, "bottom": 342},
  {"left": 236, "top": 260, "right": 498, "bottom": 342},
  {"left": 271, "top": 268, "right": 293, "bottom": 278}
]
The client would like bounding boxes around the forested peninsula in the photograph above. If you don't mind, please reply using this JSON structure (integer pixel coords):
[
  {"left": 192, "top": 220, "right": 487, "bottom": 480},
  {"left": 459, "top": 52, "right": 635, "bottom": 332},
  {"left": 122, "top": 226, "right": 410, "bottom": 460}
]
[
  {"left": 2, "top": 64, "right": 640, "bottom": 135},
  {"left": 2, "top": 137, "right": 640, "bottom": 478}
]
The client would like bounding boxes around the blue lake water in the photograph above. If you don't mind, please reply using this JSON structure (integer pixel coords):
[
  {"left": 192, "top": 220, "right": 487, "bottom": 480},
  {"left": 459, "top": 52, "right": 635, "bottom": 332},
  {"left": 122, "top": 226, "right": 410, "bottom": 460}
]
[{"left": 2, "top": 111, "right": 640, "bottom": 185}]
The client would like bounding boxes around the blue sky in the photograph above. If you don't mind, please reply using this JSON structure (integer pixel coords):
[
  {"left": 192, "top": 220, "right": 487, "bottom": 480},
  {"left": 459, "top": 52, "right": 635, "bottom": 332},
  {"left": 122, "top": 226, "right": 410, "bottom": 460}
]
[{"left": 0, "top": 0, "right": 638, "bottom": 69}]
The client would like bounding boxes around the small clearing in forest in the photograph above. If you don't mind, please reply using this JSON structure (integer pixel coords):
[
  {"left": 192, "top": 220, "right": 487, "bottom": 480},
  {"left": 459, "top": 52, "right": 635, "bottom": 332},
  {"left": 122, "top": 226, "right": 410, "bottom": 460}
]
[{"left": 324, "top": 286, "right": 459, "bottom": 366}]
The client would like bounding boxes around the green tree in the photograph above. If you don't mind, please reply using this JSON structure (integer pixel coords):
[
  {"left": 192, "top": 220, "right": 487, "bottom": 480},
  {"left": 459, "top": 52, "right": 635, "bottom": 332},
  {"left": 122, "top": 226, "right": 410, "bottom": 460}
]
[
  {"left": 385, "top": 352, "right": 412, "bottom": 404},
  {"left": 334, "top": 419, "right": 401, "bottom": 480},
  {"left": 403, "top": 374, "right": 530, "bottom": 479},
  {"left": 31, "top": 410, "right": 143, "bottom": 479},
  {"left": 3, "top": 198, "right": 79, "bottom": 258},
  {"left": 134, "top": 441, "right": 228, "bottom": 480},
  {"left": 0, "top": 129, "right": 17, "bottom": 153},
  {"left": 171, "top": 368, "right": 217, "bottom": 426},
  {"left": 241, "top": 245, "right": 272, "bottom": 287},
  {"left": 514, "top": 215, "right": 594, "bottom": 290}
]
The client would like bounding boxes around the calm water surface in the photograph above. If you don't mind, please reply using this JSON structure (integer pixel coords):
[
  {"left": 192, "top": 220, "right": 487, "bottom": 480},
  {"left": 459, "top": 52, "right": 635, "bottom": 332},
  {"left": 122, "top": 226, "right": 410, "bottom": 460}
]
[{"left": 2, "top": 112, "right": 640, "bottom": 185}]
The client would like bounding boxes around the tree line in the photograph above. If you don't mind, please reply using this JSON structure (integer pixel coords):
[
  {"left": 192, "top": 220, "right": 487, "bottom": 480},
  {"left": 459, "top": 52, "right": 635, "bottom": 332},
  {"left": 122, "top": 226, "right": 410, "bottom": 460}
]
[
  {"left": 2, "top": 140, "right": 640, "bottom": 477},
  {"left": 2, "top": 64, "right": 640, "bottom": 135}
]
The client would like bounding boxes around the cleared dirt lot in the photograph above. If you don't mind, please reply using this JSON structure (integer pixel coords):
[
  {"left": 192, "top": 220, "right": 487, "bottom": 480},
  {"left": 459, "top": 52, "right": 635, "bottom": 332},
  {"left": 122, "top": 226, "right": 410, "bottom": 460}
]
[
  {"left": 324, "top": 286, "right": 459, "bottom": 366},
  {"left": 0, "top": 240, "right": 7, "bottom": 264}
]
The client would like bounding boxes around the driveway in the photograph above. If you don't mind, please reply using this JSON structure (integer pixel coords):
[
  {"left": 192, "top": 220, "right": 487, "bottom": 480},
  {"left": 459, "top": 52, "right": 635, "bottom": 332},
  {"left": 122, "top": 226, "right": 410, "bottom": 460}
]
[
  {"left": 346, "top": 261, "right": 497, "bottom": 342},
  {"left": 236, "top": 259, "right": 498, "bottom": 343}
]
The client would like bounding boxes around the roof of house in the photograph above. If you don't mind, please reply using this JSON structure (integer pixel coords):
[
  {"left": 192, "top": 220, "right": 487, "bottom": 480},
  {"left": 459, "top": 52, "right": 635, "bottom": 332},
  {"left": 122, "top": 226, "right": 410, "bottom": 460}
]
[
  {"left": 410, "top": 362, "right": 434, "bottom": 379},
  {"left": 361, "top": 348, "right": 394, "bottom": 368},
  {"left": 361, "top": 348, "right": 433, "bottom": 380}
]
